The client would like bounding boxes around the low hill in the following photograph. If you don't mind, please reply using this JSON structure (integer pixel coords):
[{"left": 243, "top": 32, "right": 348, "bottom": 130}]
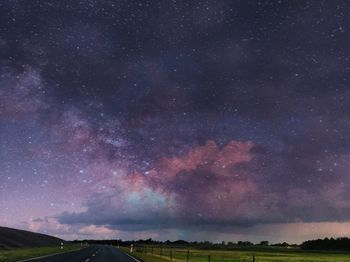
[{"left": 0, "top": 227, "right": 65, "bottom": 249}]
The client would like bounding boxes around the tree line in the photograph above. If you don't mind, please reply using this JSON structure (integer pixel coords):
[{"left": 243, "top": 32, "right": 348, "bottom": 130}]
[
  {"left": 300, "top": 237, "right": 350, "bottom": 250},
  {"left": 72, "top": 237, "right": 350, "bottom": 251},
  {"left": 71, "top": 239, "right": 297, "bottom": 249}
]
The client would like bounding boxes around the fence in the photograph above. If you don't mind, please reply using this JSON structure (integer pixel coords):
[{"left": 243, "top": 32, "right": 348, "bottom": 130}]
[{"left": 132, "top": 245, "right": 257, "bottom": 262}]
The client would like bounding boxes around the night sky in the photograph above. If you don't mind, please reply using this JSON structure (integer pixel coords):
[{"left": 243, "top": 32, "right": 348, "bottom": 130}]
[{"left": 1, "top": 0, "right": 350, "bottom": 244}]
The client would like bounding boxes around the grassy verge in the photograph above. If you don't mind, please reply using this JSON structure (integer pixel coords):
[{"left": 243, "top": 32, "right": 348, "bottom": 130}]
[
  {"left": 0, "top": 244, "right": 82, "bottom": 262},
  {"left": 119, "top": 246, "right": 170, "bottom": 262},
  {"left": 119, "top": 246, "right": 350, "bottom": 262}
]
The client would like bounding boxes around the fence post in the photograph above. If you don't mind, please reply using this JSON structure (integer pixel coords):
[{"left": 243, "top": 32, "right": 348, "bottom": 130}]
[
  {"left": 152, "top": 246, "right": 153, "bottom": 254},
  {"left": 253, "top": 255, "right": 255, "bottom": 262},
  {"left": 170, "top": 247, "right": 172, "bottom": 260},
  {"left": 160, "top": 247, "right": 163, "bottom": 256},
  {"left": 186, "top": 249, "right": 189, "bottom": 262},
  {"left": 208, "top": 255, "right": 210, "bottom": 262}
]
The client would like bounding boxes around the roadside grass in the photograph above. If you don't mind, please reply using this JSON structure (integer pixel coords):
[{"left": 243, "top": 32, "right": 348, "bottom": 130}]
[
  {"left": 0, "top": 244, "right": 82, "bottom": 262},
  {"left": 120, "top": 246, "right": 169, "bottom": 262},
  {"left": 119, "top": 246, "right": 350, "bottom": 262}
]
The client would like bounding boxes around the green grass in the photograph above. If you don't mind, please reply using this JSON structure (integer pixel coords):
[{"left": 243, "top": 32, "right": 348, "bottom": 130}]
[
  {"left": 120, "top": 246, "right": 169, "bottom": 262},
  {"left": 0, "top": 244, "right": 82, "bottom": 262},
  {"left": 119, "top": 246, "right": 350, "bottom": 262}
]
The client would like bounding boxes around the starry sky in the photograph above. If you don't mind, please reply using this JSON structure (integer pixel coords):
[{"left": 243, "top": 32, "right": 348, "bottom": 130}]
[{"left": 1, "top": 0, "right": 350, "bottom": 244}]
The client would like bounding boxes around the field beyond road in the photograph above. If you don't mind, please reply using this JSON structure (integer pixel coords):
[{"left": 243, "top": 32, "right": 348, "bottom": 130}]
[{"left": 120, "top": 245, "right": 350, "bottom": 262}]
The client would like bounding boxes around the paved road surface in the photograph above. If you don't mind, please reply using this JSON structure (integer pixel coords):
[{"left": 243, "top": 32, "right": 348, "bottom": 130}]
[{"left": 19, "top": 245, "right": 139, "bottom": 262}]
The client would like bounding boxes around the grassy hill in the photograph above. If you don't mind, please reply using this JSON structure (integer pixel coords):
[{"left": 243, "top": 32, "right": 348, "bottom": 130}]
[{"left": 0, "top": 227, "right": 64, "bottom": 249}]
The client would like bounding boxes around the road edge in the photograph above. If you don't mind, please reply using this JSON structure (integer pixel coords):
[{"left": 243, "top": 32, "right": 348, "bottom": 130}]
[{"left": 117, "top": 249, "right": 141, "bottom": 262}]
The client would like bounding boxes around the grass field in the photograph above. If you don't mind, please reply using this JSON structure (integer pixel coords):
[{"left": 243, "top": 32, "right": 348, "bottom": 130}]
[
  {"left": 120, "top": 246, "right": 350, "bottom": 262},
  {"left": 0, "top": 244, "right": 82, "bottom": 262}
]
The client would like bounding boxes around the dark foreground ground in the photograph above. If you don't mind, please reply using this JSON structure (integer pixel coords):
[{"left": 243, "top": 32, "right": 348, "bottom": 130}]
[{"left": 17, "top": 245, "right": 138, "bottom": 262}]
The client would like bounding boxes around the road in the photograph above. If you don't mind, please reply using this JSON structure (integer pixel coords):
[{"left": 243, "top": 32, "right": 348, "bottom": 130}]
[{"left": 18, "top": 245, "right": 139, "bottom": 262}]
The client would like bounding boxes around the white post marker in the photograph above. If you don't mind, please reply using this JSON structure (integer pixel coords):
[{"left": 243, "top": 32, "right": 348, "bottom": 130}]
[
  {"left": 130, "top": 244, "right": 133, "bottom": 253},
  {"left": 61, "top": 242, "right": 64, "bottom": 249}
]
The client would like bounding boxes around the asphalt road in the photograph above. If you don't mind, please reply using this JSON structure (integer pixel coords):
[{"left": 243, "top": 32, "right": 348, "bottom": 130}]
[{"left": 19, "top": 245, "right": 139, "bottom": 262}]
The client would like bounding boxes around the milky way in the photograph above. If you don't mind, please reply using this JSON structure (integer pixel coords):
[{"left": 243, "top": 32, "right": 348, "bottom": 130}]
[{"left": 1, "top": 1, "right": 350, "bottom": 243}]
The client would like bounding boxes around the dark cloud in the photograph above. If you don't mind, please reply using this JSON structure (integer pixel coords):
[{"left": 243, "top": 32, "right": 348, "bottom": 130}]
[{"left": 58, "top": 140, "right": 350, "bottom": 232}]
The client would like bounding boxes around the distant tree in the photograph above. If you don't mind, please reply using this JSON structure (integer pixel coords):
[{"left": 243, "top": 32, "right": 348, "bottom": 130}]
[
  {"left": 172, "top": 240, "right": 189, "bottom": 245},
  {"left": 237, "top": 241, "right": 253, "bottom": 246},
  {"left": 137, "top": 238, "right": 153, "bottom": 244},
  {"left": 301, "top": 237, "right": 350, "bottom": 250},
  {"left": 259, "top": 241, "right": 269, "bottom": 246},
  {"left": 271, "top": 242, "right": 289, "bottom": 247}
]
